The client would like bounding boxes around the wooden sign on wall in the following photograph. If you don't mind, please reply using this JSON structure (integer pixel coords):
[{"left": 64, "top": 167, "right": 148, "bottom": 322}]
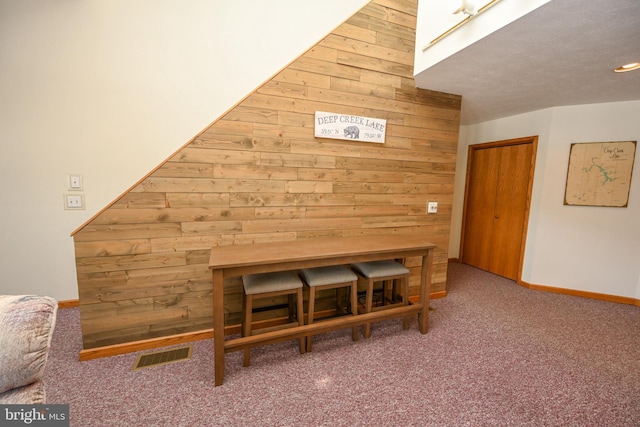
[
  {"left": 314, "top": 111, "right": 386, "bottom": 143},
  {"left": 564, "top": 141, "right": 636, "bottom": 207}
]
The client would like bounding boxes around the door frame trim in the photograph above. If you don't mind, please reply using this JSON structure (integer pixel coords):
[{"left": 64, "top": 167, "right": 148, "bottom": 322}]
[{"left": 459, "top": 135, "right": 538, "bottom": 284}]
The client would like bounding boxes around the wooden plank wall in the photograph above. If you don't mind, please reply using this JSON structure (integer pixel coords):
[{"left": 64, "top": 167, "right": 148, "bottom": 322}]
[{"left": 73, "top": 0, "right": 461, "bottom": 349}]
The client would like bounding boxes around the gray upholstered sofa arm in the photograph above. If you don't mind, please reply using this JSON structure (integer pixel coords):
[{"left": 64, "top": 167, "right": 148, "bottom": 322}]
[{"left": 0, "top": 295, "right": 58, "bottom": 404}]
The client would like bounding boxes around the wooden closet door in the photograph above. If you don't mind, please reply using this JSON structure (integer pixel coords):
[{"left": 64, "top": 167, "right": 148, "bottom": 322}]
[
  {"left": 461, "top": 146, "right": 499, "bottom": 272},
  {"left": 488, "top": 143, "right": 533, "bottom": 280},
  {"left": 461, "top": 138, "right": 535, "bottom": 281}
]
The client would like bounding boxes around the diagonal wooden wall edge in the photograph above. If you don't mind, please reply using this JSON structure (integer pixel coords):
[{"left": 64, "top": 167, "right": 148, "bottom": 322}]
[{"left": 72, "top": 0, "right": 462, "bottom": 350}]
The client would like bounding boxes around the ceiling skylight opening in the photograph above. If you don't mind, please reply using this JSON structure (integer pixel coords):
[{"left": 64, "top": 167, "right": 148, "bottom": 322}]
[{"left": 614, "top": 62, "right": 640, "bottom": 73}]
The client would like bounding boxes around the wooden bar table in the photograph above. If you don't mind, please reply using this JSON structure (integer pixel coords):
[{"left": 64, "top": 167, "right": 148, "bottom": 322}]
[{"left": 209, "top": 234, "right": 435, "bottom": 386}]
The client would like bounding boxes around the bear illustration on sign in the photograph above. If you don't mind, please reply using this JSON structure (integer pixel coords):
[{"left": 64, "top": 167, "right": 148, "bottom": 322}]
[{"left": 344, "top": 126, "right": 360, "bottom": 139}]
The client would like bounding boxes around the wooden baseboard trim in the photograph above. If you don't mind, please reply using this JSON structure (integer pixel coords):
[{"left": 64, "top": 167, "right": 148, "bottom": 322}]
[
  {"left": 409, "top": 290, "right": 447, "bottom": 303},
  {"left": 520, "top": 281, "right": 639, "bottom": 306},
  {"left": 433, "top": 290, "right": 447, "bottom": 299},
  {"left": 79, "top": 329, "right": 215, "bottom": 361},
  {"left": 79, "top": 290, "right": 447, "bottom": 361},
  {"left": 58, "top": 299, "right": 79, "bottom": 309},
  {"left": 448, "top": 257, "right": 460, "bottom": 263}
]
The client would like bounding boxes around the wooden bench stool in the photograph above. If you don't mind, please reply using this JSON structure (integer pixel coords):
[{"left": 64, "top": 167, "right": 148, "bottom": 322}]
[
  {"left": 351, "top": 260, "right": 410, "bottom": 339},
  {"left": 242, "top": 271, "right": 305, "bottom": 367},
  {"left": 299, "top": 265, "right": 359, "bottom": 352}
]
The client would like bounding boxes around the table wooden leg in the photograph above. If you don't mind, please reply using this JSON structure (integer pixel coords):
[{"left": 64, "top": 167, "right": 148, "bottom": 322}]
[
  {"left": 351, "top": 279, "right": 359, "bottom": 342},
  {"left": 418, "top": 248, "right": 433, "bottom": 334},
  {"left": 213, "top": 269, "right": 225, "bottom": 386}
]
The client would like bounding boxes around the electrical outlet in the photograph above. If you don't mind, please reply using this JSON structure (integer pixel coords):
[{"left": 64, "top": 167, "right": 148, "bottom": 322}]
[
  {"left": 64, "top": 194, "right": 85, "bottom": 210},
  {"left": 427, "top": 201, "right": 438, "bottom": 213}
]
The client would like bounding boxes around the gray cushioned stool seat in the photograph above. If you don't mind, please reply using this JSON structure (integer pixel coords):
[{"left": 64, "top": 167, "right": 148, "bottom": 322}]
[
  {"left": 351, "top": 260, "right": 411, "bottom": 338},
  {"left": 299, "top": 265, "right": 359, "bottom": 351},
  {"left": 243, "top": 271, "right": 303, "bottom": 295},
  {"left": 300, "top": 265, "right": 357, "bottom": 287},
  {"left": 351, "top": 260, "right": 409, "bottom": 278},
  {"left": 241, "top": 271, "right": 305, "bottom": 366}
]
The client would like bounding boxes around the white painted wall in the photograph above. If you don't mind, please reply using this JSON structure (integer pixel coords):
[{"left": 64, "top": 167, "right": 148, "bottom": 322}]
[
  {"left": 451, "top": 101, "right": 640, "bottom": 299},
  {"left": 5, "top": 1, "right": 638, "bottom": 302},
  {"left": 637, "top": 265, "right": 640, "bottom": 300},
  {"left": 0, "top": 0, "right": 368, "bottom": 301}
]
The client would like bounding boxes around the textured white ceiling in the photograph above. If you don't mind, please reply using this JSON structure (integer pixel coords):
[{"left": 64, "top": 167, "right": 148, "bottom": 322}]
[{"left": 414, "top": 0, "right": 640, "bottom": 125}]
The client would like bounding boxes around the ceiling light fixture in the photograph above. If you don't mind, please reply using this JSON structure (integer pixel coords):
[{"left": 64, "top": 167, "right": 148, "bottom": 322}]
[
  {"left": 449, "top": 0, "right": 477, "bottom": 16},
  {"left": 614, "top": 62, "right": 640, "bottom": 73},
  {"left": 425, "top": 0, "right": 503, "bottom": 51}
]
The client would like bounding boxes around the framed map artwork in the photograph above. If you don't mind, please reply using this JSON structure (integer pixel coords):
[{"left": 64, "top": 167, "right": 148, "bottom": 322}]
[{"left": 564, "top": 141, "right": 636, "bottom": 207}]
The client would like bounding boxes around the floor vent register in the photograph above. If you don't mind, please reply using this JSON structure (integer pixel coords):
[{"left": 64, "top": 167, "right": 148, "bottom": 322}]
[{"left": 132, "top": 346, "right": 193, "bottom": 371}]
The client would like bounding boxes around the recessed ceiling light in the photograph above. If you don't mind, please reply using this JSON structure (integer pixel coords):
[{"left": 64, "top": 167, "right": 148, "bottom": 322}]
[{"left": 614, "top": 62, "right": 640, "bottom": 73}]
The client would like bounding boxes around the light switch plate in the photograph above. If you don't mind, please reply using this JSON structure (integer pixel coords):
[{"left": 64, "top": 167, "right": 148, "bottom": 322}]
[
  {"left": 64, "top": 194, "right": 85, "bottom": 210},
  {"left": 427, "top": 201, "right": 438, "bottom": 213},
  {"left": 68, "top": 174, "right": 83, "bottom": 190}
]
